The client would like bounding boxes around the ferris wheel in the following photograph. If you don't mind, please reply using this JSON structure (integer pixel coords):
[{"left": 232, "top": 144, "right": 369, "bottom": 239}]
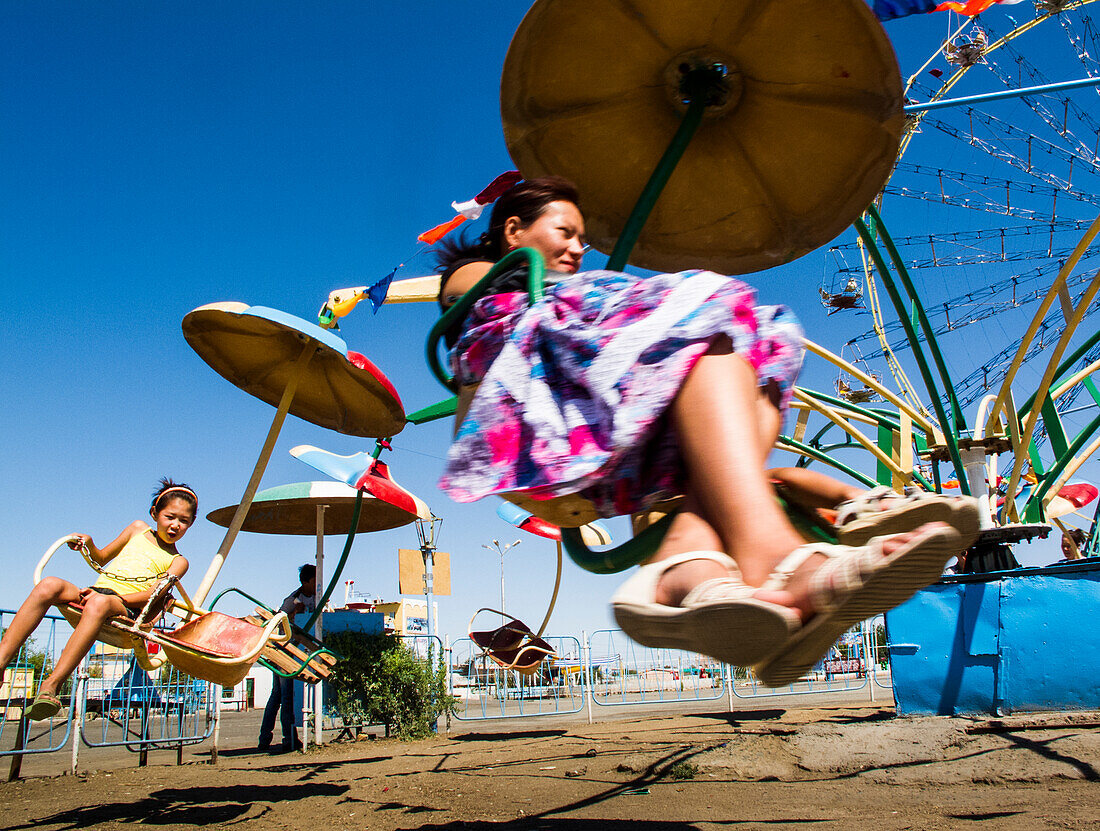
[
  {"left": 791, "top": 2, "right": 1100, "bottom": 539},
  {"left": 819, "top": 2, "right": 1100, "bottom": 420}
]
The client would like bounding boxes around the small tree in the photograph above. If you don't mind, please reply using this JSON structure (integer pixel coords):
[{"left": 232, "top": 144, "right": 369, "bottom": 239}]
[{"left": 326, "top": 632, "right": 453, "bottom": 740}]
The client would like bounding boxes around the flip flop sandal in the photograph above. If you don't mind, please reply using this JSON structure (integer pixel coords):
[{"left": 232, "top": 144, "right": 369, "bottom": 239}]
[
  {"left": 611, "top": 551, "right": 800, "bottom": 667},
  {"left": 755, "top": 517, "right": 978, "bottom": 688},
  {"left": 836, "top": 488, "right": 976, "bottom": 547},
  {"left": 27, "top": 691, "right": 62, "bottom": 721}
]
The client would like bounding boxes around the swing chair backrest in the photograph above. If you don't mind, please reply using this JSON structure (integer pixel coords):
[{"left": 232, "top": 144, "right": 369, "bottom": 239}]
[
  {"left": 155, "top": 610, "right": 291, "bottom": 688},
  {"left": 245, "top": 604, "right": 339, "bottom": 682},
  {"left": 468, "top": 608, "right": 555, "bottom": 675}
]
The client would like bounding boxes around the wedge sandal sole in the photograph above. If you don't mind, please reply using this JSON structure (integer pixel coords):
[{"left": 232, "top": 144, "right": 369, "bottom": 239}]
[
  {"left": 837, "top": 496, "right": 977, "bottom": 547},
  {"left": 613, "top": 599, "right": 798, "bottom": 667},
  {"left": 756, "top": 521, "right": 976, "bottom": 687}
]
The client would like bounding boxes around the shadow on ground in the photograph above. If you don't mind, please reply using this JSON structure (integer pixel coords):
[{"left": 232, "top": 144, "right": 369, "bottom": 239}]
[
  {"left": 9, "top": 782, "right": 348, "bottom": 830},
  {"left": 413, "top": 822, "right": 829, "bottom": 829},
  {"left": 448, "top": 729, "right": 568, "bottom": 742}
]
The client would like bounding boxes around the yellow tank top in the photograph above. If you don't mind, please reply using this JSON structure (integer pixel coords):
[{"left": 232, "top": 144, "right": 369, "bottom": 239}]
[{"left": 92, "top": 524, "right": 178, "bottom": 596}]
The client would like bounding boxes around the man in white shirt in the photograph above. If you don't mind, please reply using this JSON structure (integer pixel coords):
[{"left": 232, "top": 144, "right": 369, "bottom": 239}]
[{"left": 257, "top": 564, "right": 316, "bottom": 752}]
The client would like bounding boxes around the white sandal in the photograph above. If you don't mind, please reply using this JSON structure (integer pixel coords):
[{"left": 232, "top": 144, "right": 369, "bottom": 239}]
[
  {"left": 756, "top": 511, "right": 978, "bottom": 688},
  {"left": 835, "top": 488, "right": 975, "bottom": 546},
  {"left": 611, "top": 551, "right": 800, "bottom": 667}
]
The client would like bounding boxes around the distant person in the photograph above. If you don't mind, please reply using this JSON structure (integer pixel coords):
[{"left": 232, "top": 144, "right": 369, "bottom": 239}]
[
  {"left": 258, "top": 564, "right": 316, "bottom": 753},
  {"left": 1060, "top": 527, "right": 1089, "bottom": 561},
  {"left": 0, "top": 479, "right": 194, "bottom": 720}
]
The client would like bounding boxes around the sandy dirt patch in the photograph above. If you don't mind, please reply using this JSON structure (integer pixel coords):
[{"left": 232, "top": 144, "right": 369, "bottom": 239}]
[{"left": 2, "top": 706, "right": 1098, "bottom": 830}]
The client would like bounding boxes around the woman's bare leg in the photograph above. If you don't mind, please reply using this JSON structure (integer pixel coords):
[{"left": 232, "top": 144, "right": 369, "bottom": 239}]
[{"left": 649, "top": 339, "right": 931, "bottom": 621}]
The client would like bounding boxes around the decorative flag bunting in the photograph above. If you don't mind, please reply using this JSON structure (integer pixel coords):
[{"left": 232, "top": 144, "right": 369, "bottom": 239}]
[
  {"left": 329, "top": 170, "right": 524, "bottom": 317},
  {"left": 872, "top": 0, "right": 1024, "bottom": 21},
  {"left": 417, "top": 170, "right": 522, "bottom": 244},
  {"left": 935, "top": 0, "right": 1026, "bottom": 15},
  {"left": 367, "top": 267, "right": 397, "bottom": 313}
]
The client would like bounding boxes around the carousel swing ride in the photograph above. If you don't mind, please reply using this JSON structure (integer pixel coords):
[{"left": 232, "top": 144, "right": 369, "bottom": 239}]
[{"left": 36, "top": 0, "right": 1100, "bottom": 708}]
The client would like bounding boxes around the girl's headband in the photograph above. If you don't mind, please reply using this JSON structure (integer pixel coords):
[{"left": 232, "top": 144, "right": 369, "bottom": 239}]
[{"left": 152, "top": 486, "right": 198, "bottom": 510}]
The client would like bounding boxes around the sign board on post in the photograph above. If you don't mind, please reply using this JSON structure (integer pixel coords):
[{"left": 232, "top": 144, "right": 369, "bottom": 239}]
[{"left": 398, "top": 548, "right": 451, "bottom": 595}]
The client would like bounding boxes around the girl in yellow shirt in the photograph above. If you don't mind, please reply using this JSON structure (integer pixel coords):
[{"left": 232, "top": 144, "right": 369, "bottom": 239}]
[{"left": 0, "top": 478, "right": 195, "bottom": 720}]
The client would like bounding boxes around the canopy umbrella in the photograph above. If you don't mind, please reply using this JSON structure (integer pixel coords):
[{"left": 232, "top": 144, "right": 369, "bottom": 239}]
[
  {"left": 183, "top": 302, "right": 406, "bottom": 605},
  {"left": 501, "top": 0, "right": 903, "bottom": 274},
  {"left": 207, "top": 478, "right": 430, "bottom": 634}
]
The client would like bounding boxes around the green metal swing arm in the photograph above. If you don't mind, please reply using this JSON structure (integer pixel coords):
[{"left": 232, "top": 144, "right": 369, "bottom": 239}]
[{"left": 854, "top": 210, "right": 971, "bottom": 495}]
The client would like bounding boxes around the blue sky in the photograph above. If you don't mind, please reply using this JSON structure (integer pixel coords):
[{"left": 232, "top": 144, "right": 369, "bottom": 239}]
[{"left": 3, "top": 2, "right": 1096, "bottom": 645}]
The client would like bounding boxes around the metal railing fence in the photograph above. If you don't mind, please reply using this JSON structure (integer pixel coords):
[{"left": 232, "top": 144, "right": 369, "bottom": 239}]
[
  {"left": 4, "top": 605, "right": 894, "bottom": 758},
  {"left": 78, "top": 644, "right": 216, "bottom": 752},
  {"left": 449, "top": 635, "right": 586, "bottom": 720},
  {"left": 586, "top": 629, "right": 729, "bottom": 707},
  {"left": 0, "top": 611, "right": 75, "bottom": 768},
  {"left": 1, "top": 608, "right": 215, "bottom": 777}
]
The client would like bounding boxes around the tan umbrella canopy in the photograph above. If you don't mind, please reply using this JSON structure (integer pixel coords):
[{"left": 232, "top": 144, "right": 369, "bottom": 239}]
[
  {"left": 183, "top": 302, "right": 406, "bottom": 438},
  {"left": 183, "top": 302, "right": 407, "bottom": 605},
  {"left": 207, "top": 481, "right": 428, "bottom": 536},
  {"left": 501, "top": 0, "right": 903, "bottom": 275}
]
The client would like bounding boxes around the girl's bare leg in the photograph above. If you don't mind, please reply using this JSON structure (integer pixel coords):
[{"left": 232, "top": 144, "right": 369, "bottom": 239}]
[
  {"left": 38, "top": 592, "right": 128, "bottom": 696},
  {"left": 0, "top": 578, "right": 82, "bottom": 685}
]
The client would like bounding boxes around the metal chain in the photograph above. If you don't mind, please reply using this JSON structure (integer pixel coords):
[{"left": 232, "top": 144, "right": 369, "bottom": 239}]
[{"left": 76, "top": 541, "right": 170, "bottom": 584}]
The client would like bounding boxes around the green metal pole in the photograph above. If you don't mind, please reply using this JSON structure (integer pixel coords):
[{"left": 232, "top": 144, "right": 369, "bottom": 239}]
[
  {"left": 606, "top": 70, "right": 718, "bottom": 271},
  {"left": 1026, "top": 411, "right": 1100, "bottom": 521},
  {"left": 854, "top": 217, "right": 971, "bottom": 494},
  {"left": 775, "top": 436, "right": 878, "bottom": 487},
  {"left": 800, "top": 389, "right": 904, "bottom": 430},
  {"left": 866, "top": 205, "right": 967, "bottom": 433}
]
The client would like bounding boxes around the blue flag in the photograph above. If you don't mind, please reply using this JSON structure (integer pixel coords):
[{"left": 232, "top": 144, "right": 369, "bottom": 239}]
[{"left": 367, "top": 268, "right": 397, "bottom": 313}]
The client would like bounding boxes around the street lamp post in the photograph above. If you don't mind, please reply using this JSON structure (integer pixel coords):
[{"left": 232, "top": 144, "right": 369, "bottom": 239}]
[
  {"left": 416, "top": 515, "right": 443, "bottom": 641},
  {"left": 482, "top": 538, "right": 521, "bottom": 621}
]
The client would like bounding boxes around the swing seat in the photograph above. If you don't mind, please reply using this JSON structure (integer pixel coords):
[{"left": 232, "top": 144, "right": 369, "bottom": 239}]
[
  {"left": 156, "top": 611, "right": 286, "bottom": 688},
  {"left": 59, "top": 603, "right": 145, "bottom": 651},
  {"left": 58, "top": 607, "right": 140, "bottom": 651},
  {"left": 469, "top": 609, "right": 555, "bottom": 675},
  {"left": 36, "top": 536, "right": 292, "bottom": 687},
  {"left": 245, "top": 605, "right": 339, "bottom": 683},
  {"left": 58, "top": 574, "right": 177, "bottom": 655}
]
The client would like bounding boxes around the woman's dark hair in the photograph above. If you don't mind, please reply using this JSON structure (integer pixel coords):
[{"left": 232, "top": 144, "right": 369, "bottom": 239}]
[
  {"left": 150, "top": 477, "right": 198, "bottom": 517},
  {"left": 434, "top": 175, "right": 580, "bottom": 275},
  {"left": 299, "top": 563, "right": 317, "bottom": 583},
  {"left": 1066, "top": 527, "right": 1088, "bottom": 547}
]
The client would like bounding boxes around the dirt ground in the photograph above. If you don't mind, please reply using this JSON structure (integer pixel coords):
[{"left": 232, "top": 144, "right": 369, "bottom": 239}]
[{"left": 2, "top": 704, "right": 1099, "bottom": 830}]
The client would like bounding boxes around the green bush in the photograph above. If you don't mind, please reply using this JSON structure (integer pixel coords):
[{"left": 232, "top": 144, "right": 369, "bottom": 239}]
[{"left": 325, "top": 632, "right": 453, "bottom": 740}]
